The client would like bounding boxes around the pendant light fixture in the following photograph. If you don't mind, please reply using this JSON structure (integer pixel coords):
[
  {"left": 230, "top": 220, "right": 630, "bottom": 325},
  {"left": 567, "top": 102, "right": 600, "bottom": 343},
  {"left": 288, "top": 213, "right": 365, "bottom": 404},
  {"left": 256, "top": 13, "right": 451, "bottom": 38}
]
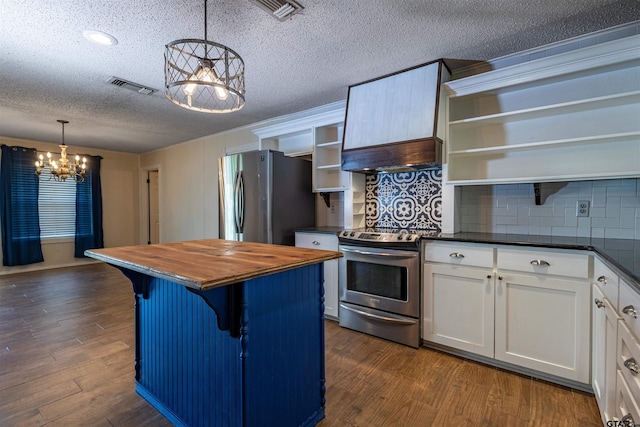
[
  {"left": 35, "top": 120, "right": 87, "bottom": 182},
  {"left": 164, "top": 0, "right": 245, "bottom": 113}
]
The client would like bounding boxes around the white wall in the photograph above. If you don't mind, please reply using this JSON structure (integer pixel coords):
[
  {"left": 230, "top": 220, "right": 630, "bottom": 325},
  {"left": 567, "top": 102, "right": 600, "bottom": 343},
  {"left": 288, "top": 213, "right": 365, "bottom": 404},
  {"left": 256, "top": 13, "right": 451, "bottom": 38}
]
[
  {"left": 139, "top": 126, "right": 257, "bottom": 243},
  {"left": 139, "top": 103, "right": 342, "bottom": 244},
  {"left": 0, "top": 136, "right": 140, "bottom": 275}
]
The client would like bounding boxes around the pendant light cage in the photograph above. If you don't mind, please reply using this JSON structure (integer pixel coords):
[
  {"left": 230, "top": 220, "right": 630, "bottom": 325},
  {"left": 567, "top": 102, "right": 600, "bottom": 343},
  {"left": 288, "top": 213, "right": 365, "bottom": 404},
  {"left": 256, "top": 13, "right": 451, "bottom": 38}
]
[{"left": 165, "top": 39, "right": 245, "bottom": 113}]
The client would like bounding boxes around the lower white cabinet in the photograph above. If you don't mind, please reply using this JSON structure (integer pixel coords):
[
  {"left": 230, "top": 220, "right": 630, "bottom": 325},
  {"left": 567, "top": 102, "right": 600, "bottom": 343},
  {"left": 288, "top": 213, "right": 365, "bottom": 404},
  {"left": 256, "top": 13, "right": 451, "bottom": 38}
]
[
  {"left": 423, "top": 263, "right": 495, "bottom": 358},
  {"left": 423, "top": 241, "right": 591, "bottom": 384},
  {"left": 592, "top": 284, "right": 621, "bottom": 425},
  {"left": 616, "top": 321, "right": 640, "bottom": 423},
  {"left": 295, "top": 232, "right": 339, "bottom": 319},
  {"left": 493, "top": 271, "right": 590, "bottom": 383},
  {"left": 615, "top": 278, "right": 640, "bottom": 424}
]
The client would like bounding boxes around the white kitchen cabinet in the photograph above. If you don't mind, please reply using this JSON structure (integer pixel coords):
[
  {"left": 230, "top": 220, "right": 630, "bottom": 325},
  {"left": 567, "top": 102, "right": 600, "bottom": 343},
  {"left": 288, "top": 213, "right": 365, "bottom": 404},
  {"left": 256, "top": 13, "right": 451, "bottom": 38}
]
[
  {"left": 423, "top": 263, "right": 495, "bottom": 358},
  {"left": 595, "top": 257, "right": 621, "bottom": 311},
  {"left": 592, "top": 283, "right": 621, "bottom": 425},
  {"left": 444, "top": 35, "right": 640, "bottom": 184},
  {"left": 295, "top": 232, "right": 340, "bottom": 319},
  {"left": 614, "top": 370, "right": 640, "bottom": 427},
  {"left": 422, "top": 241, "right": 495, "bottom": 357},
  {"left": 615, "top": 278, "right": 640, "bottom": 424},
  {"left": 495, "top": 247, "right": 590, "bottom": 383},
  {"left": 423, "top": 241, "right": 591, "bottom": 384}
]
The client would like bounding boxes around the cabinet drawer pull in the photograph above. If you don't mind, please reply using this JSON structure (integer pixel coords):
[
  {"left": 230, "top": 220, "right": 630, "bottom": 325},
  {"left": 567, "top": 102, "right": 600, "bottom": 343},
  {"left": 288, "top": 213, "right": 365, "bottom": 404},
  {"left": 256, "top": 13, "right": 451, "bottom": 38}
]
[
  {"left": 597, "top": 275, "right": 607, "bottom": 284},
  {"left": 312, "top": 241, "right": 321, "bottom": 246},
  {"left": 449, "top": 252, "right": 464, "bottom": 259},
  {"left": 621, "top": 414, "right": 635, "bottom": 425},
  {"left": 530, "top": 259, "right": 550, "bottom": 266},
  {"left": 624, "top": 357, "right": 639, "bottom": 375},
  {"left": 487, "top": 275, "right": 492, "bottom": 279},
  {"left": 623, "top": 305, "right": 638, "bottom": 319},
  {"left": 594, "top": 298, "right": 604, "bottom": 308}
]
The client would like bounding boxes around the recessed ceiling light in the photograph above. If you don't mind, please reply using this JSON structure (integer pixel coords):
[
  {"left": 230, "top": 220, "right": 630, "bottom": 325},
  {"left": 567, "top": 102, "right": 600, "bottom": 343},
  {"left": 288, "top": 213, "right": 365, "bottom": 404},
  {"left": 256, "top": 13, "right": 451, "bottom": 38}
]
[{"left": 83, "top": 30, "right": 118, "bottom": 46}]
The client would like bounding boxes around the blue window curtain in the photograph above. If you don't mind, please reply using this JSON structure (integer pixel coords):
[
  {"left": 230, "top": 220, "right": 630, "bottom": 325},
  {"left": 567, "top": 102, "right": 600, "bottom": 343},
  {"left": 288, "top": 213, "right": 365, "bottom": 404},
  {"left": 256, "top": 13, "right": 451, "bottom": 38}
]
[
  {"left": 74, "top": 155, "right": 104, "bottom": 257},
  {"left": 0, "top": 145, "right": 44, "bottom": 266}
]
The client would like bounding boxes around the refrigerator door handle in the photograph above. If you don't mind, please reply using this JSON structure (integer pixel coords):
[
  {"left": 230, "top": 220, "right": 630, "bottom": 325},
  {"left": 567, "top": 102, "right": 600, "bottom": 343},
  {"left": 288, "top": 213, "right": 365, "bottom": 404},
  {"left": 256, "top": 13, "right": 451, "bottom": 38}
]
[{"left": 234, "top": 171, "right": 245, "bottom": 234}]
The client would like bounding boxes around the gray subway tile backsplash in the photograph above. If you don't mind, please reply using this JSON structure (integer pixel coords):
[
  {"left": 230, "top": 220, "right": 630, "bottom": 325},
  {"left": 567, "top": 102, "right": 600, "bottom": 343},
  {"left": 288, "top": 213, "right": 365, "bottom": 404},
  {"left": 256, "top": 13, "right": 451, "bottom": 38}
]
[{"left": 458, "top": 178, "right": 640, "bottom": 239}]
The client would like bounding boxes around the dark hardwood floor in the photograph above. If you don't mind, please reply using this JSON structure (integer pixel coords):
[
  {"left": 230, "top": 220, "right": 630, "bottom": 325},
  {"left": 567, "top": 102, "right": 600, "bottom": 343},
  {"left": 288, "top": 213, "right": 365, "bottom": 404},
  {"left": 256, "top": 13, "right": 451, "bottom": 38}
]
[{"left": 0, "top": 264, "right": 601, "bottom": 426}]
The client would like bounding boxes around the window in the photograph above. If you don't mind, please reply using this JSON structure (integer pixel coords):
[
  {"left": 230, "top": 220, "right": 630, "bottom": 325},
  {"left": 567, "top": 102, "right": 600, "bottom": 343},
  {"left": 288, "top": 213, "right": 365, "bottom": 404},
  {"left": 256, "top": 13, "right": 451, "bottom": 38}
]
[{"left": 38, "top": 178, "right": 76, "bottom": 239}]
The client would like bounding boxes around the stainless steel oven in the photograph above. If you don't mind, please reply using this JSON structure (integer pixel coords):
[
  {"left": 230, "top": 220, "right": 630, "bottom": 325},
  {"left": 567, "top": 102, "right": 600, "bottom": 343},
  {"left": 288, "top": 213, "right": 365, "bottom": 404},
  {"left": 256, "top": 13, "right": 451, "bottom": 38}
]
[{"left": 338, "top": 230, "right": 422, "bottom": 348}]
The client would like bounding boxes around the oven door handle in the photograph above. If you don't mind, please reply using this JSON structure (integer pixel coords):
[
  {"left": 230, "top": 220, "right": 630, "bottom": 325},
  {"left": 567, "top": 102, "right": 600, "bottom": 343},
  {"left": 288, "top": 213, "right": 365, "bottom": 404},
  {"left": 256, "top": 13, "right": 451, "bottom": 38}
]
[
  {"left": 339, "top": 247, "right": 417, "bottom": 259},
  {"left": 340, "top": 304, "right": 416, "bottom": 325}
]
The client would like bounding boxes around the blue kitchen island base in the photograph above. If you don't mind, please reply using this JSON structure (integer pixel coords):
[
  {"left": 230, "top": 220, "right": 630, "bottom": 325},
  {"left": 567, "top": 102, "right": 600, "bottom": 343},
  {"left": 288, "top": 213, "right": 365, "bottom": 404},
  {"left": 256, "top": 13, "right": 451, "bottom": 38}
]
[{"left": 121, "top": 264, "right": 326, "bottom": 427}]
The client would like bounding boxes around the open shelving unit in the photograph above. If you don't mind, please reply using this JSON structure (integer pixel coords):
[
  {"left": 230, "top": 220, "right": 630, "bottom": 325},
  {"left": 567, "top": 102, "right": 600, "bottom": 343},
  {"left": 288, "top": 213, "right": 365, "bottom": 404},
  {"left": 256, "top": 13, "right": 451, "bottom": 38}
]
[
  {"left": 444, "top": 35, "right": 640, "bottom": 185},
  {"left": 313, "top": 123, "right": 351, "bottom": 191},
  {"left": 252, "top": 103, "right": 365, "bottom": 229}
]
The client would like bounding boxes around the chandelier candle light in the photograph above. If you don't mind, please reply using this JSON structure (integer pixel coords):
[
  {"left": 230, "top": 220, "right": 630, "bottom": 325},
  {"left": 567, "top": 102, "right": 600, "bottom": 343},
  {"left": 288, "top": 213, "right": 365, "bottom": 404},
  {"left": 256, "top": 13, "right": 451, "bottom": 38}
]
[
  {"left": 35, "top": 120, "right": 87, "bottom": 182},
  {"left": 164, "top": 0, "right": 245, "bottom": 113}
]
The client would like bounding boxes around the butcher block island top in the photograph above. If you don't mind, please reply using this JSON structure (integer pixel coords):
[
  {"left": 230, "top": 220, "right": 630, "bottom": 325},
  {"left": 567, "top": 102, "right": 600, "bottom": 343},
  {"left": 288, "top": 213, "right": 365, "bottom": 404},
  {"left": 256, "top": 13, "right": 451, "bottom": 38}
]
[{"left": 85, "top": 238, "right": 343, "bottom": 291}]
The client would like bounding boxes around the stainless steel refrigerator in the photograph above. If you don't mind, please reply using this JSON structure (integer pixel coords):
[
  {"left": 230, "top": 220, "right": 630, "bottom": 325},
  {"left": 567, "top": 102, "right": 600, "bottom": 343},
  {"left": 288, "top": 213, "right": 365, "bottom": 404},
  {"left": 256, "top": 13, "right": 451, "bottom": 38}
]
[{"left": 218, "top": 149, "right": 315, "bottom": 245}]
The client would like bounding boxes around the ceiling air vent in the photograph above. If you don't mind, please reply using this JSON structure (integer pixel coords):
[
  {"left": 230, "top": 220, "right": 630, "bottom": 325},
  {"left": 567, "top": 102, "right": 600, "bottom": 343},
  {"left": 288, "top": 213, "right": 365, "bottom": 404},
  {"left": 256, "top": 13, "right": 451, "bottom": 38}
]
[
  {"left": 248, "top": 0, "right": 303, "bottom": 21},
  {"left": 106, "top": 77, "right": 157, "bottom": 95}
]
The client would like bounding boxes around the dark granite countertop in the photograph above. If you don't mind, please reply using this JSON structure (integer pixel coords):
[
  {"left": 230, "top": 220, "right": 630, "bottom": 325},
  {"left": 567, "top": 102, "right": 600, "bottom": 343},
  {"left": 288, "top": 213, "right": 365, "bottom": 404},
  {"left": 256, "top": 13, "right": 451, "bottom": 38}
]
[
  {"left": 295, "top": 227, "right": 640, "bottom": 289},
  {"left": 295, "top": 226, "right": 345, "bottom": 235},
  {"left": 426, "top": 232, "right": 640, "bottom": 288}
]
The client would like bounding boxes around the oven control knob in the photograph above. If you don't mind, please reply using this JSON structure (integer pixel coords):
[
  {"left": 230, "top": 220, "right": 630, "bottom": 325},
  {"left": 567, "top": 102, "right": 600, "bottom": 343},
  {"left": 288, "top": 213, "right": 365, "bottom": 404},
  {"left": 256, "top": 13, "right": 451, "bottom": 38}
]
[
  {"left": 350, "top": 232, "right": 356, "bottom": 237},
  {"left": 397, "top": 235, "right": 403, "bottom": 240},
  {"left": 342, "top": 231, "right": 348, "bottom": 237},
  {"left": 406, "top": 235, "right": 413, "bottom": 241}
]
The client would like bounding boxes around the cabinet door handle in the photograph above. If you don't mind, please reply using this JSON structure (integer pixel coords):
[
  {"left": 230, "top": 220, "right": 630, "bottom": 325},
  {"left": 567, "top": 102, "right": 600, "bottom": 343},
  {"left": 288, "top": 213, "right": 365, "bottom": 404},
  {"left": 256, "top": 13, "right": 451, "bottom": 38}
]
[
  {"left": 624, "top": 357, "right": 639, "bottom": 375},
  {"left": 530, "top": 259, "right": 550, "bottom": 266},
  {"left": 623, "top": 305, "right": 638, "bottom": 319},
  {"left": 312, "top": 241, "right": 321, "bottom": 246},
  {"left": 498, "top": 276, "right": 503, "bottom": 281},
  {"left": 449, "top": 252, "right": 464, "bottom": 259},
  {"left": 487, "top": 274, "right": 492, "bottom": 279},
  {"left": 597, "top": 275, "right": 607, "bottom": 285},
  {"left": 621, "top": 414, "right": 635, "bottom": 426},
  {"left": 594, "top": 298, "right": 604, "bottom": 308}
]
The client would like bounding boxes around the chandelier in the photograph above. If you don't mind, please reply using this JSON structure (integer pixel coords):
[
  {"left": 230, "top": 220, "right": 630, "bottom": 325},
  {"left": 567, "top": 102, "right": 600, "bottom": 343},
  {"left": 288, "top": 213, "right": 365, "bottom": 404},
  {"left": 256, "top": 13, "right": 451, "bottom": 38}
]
[
  {"left": 35, "top": 120, "right": 87, "bottom": 182},
  {"left": 164, "top": 0, "right": 245, "bottom": 113}
]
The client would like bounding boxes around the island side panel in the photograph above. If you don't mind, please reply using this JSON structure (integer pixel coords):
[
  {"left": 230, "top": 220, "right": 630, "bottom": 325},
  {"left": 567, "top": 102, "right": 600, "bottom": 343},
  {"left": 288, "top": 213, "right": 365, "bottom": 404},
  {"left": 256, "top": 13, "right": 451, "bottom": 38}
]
[
  {"left": 242, "top": 263, "right": 326, "bottom": 427},
  {"left": 135, "top": 277, "right": 243, "bottom": 427}
]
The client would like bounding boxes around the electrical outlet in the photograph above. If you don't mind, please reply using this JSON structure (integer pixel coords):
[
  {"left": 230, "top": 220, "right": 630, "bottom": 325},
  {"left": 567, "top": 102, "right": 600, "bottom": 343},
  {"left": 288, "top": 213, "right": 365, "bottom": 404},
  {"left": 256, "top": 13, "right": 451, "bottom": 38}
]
[
  {"left": 330, "top": 202, "right": 336, "bottom": 214},
  {"left": 576, "top": 200, "right": 590, "bottom": 217}
]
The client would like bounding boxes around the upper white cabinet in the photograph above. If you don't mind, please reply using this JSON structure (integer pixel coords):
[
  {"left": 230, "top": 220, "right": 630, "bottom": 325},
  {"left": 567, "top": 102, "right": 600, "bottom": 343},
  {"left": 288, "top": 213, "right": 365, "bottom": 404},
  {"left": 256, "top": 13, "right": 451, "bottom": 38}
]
[{"left": 444, "top": 35, "right": 640, "bottom": 184}]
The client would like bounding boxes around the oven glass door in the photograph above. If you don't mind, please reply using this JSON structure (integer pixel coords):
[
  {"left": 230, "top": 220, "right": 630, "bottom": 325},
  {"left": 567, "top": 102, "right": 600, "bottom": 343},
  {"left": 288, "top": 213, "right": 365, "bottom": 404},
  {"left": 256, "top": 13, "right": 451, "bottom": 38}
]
[
  {"left": 339, "top": 245, "right": 419, "bottom": 318},
  {"left": 346, "top": 261, "right": 407, "bottom": 301}
]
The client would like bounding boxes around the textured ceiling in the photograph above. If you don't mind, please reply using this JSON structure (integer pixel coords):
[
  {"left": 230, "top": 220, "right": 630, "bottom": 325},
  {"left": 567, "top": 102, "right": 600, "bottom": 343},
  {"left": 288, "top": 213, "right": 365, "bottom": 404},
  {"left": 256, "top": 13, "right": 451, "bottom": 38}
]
[{"left": 0, "top": 0, "right": 638, "bottom": 154}]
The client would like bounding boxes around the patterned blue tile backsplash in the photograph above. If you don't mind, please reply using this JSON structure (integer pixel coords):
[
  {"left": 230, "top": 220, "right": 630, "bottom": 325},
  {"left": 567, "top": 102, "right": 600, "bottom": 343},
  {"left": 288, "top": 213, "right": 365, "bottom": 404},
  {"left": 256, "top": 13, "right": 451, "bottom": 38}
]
[{"left": 365, "top": 169, "right": 442, "bottom": 230}]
